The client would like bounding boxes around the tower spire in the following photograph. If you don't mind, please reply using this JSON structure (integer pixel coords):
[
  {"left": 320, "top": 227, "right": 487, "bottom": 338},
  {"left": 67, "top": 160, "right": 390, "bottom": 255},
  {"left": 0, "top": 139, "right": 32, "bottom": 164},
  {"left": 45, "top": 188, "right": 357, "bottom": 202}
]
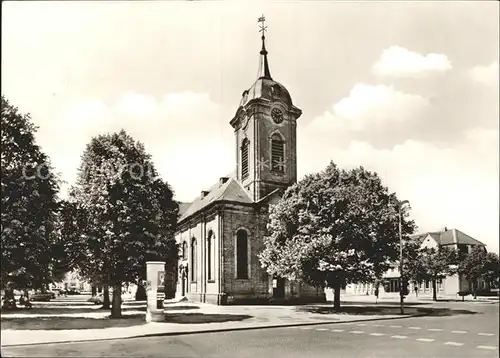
[{"left": 257, "top": 15, "right": 272, "bottom": 79}]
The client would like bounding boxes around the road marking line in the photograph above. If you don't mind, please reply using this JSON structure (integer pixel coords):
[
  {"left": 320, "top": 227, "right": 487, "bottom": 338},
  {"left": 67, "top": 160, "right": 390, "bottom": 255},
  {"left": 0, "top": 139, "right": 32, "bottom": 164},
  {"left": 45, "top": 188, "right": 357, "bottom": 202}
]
[
  {"left": 452, "top": 331, "right": 467, "bottom": 334},
  {"left": 409, "top": 327, "right": 421, "bottom": 330},
  {"left": 391, "top": 335, "right": 407, "bottom": 339},
  {"left": 478, "top": 333, "right": 495, "bottom": 336},
  {"left": 331, "top": 329, "right": 344, "bottom": 332},
  {"left": 316, "top": 328, "right": 329, "bottom": 331},
  {"left": 390, "top": 325, "right": 402, "bottom": 328},
  {"left": 301, "top": 327, "right": 313, "bottom": 330},
  {"left": 370, "top": 333, "right": 386, "bottom": 336},
  {"left": 416, "top": 338, "right": 435, "bottom": 342},
  {"left": 349, "top": 331, "right": 364, "bottom": 334},
  {"left": 428, "top": 328, "right": 443, "bottom": 331},
  {"left": 477, "top": 346, "right": 498, "bottom": 350},
  {"left": 356, "top": 323, "right": 367, "bottom": 326},
  {"left": 372, "top": 324, "right": 384, "bottom": 327},
  {"left": 444, "top": 342, "right": 464, "bottom": 346}
]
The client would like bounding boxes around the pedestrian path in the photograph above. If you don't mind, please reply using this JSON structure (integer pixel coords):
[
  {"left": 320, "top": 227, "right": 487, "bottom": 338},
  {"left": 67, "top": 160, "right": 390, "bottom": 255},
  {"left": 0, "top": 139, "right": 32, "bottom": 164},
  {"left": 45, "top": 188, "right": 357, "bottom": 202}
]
[{"left": 1, "top": 302, "right": 403, "bottom": 347}]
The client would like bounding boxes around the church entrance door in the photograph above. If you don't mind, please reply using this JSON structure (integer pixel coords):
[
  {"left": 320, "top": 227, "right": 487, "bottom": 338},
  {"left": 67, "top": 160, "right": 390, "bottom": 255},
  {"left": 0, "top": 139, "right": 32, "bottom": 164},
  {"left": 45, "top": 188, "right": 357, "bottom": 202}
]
[{"left": 273, "top": 278, "right": 285, "bottom": 299}]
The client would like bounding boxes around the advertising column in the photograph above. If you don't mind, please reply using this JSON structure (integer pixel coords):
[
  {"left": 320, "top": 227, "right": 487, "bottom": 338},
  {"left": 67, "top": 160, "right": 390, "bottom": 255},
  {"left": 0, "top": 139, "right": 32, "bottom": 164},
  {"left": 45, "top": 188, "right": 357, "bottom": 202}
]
[{"left": 146, "top": 261, "right": 166, "bottom": 322}]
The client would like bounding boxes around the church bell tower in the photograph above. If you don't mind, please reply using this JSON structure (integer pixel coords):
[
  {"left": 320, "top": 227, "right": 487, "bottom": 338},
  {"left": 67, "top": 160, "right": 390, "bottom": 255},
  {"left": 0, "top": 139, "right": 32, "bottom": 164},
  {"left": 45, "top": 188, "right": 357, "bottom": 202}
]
[{"left": 230, "top": 16, "right": 302, "bottom": 202}]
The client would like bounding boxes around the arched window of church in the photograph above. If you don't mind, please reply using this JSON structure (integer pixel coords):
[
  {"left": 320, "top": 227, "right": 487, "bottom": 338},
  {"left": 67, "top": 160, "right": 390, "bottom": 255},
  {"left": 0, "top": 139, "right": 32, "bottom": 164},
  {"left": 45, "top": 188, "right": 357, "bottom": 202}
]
[
  {"left": 206, "top": 230, "right": 214, "bottom": 281},
  {"left": 270, "top": 133, "right": 285, "bottom": 173},
  {"left": 190, "top": 238, "right": 197, "bottom": 282},
  {"left": 182, "top": 241, "right": 188, "bottom": 260},
  {"left": 236, "top": 229, "right": 249, "bottom": 279},
  {"left": 241, "top": 138, "right": 250, "bottom": 180}
]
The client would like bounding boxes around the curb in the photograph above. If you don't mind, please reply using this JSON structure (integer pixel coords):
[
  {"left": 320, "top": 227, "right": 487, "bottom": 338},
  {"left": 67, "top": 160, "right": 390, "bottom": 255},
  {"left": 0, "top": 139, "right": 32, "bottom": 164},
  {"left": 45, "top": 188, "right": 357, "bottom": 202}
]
[{"left": 1, "top": 314, "right": 421, "bottom": 348}]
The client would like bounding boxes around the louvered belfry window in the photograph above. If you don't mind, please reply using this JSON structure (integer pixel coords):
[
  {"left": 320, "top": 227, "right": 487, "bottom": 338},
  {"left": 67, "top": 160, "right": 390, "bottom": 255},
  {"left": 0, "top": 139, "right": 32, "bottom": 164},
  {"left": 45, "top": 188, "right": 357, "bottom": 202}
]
[
  {"left": 271, "top": 133, "right": 285, "bottom": 173},
  {"left": 241, "top": 139, "right": 249, "bottom": 180}
]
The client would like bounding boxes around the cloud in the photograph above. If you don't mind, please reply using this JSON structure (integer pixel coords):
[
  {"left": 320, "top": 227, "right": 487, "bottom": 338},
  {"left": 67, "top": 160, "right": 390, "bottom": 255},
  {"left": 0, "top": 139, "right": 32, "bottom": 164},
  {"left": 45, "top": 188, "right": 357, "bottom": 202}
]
[
  {"left": 469, "top": 62, "right": 499, "bottom": 88},
  {"left": 36, "top": 91, "right": 233, "bottom": 202},
  {"left": 307, "top": 83, "right": 429, "bottom": 132},
  {"left": 373, "top": 46, "right": 452, "bottom": 77}
]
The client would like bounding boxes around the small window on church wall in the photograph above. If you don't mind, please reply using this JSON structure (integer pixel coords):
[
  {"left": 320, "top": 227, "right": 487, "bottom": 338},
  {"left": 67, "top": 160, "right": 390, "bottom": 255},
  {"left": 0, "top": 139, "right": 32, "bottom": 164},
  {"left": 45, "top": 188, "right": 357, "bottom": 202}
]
[
  {"left": 207, "top": 230, "right": 214, "bottom": 281},
  {"left": 271, "top": 134, "right": 285, "bottom": 173},
  {"left": 236, "top": 230, "right": 249, "bottom": 279},
  {"left": 241, "top": 139, "right": 249, "bottom": 180},
  {"left": 191, "top": 238, "right": 197, "bottom": 282},
  {"left": 182, "top": 242, "right": 188, "bottom": 260}
]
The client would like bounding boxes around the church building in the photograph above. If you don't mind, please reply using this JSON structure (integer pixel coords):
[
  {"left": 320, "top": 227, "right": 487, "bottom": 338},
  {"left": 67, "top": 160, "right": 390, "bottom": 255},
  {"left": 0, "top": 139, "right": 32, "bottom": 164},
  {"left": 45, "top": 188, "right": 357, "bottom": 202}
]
[{"left": 174, "top": 17, "right": 326, "bottom": 305}]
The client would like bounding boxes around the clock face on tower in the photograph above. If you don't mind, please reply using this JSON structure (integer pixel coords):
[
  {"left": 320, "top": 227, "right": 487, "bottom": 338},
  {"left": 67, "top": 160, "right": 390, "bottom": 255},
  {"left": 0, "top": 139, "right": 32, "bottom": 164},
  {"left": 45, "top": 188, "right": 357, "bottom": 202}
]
[{"left": 271, "top": 108, "right": 284, "bottom": 124}]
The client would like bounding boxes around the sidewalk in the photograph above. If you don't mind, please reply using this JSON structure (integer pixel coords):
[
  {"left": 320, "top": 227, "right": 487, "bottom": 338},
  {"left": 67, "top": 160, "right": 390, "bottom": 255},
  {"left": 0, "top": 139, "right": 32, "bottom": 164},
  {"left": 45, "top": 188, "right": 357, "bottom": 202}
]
[
  {"left": 338, "top": 292, "right": 499, "bottom": 303},
  {"left": 1, "top": 301, "right": 407, "bottom": 347}
]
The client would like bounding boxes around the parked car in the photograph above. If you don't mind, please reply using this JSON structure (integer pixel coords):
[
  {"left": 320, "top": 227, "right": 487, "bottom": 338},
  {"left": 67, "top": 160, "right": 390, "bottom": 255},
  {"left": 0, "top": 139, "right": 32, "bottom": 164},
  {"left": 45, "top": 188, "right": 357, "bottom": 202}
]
[{"left": 30, "top": 292, "right": 52, "bottom": 302}]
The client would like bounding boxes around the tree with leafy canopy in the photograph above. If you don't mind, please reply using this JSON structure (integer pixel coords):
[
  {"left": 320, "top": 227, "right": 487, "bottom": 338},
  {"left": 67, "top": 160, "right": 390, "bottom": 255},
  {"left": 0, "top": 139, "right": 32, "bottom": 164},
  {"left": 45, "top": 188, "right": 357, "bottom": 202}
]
[
  {"left": 259, "top": 162, "right": 416, "bottom": 310},
  {"left": 69, "top": 130, "right": 179, "bottom": 318},
  {"left": 1, "top": 96, "right": 60, "bottom": 295},
  {"left": 405, "top": 245, "right": 458, "bottom": 301},
  {"left": 458, "top": 246, "right": 499, "bottom": 298}
]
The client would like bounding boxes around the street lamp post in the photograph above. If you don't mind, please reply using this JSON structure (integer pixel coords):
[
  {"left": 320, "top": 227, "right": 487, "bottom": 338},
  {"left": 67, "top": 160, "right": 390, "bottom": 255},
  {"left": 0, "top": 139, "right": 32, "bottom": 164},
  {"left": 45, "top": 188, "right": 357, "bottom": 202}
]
[{"left": 398, "top": 200, "right": 410, "bottom": 315}]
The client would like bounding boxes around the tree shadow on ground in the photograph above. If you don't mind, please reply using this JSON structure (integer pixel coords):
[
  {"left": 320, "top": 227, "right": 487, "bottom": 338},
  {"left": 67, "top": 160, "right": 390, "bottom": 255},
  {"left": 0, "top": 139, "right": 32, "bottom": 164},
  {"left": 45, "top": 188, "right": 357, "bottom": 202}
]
[
  {"left": 163, "top": 305, "right": 200, "bottom": 311},
  {"left": 163, "top": 313, "right": 252, "bottom": 324},
  {"left": 339, "top": 301, "right": 427, "bottom": 307},
  {"left": 0, "top": 314, "right": 147, "bottom": 330},
  {"left": 296, "top": 305, "right": 480, "bottom": 317},
  {"left": 0, "top": 304, "right": 146, "bottom": 316}
]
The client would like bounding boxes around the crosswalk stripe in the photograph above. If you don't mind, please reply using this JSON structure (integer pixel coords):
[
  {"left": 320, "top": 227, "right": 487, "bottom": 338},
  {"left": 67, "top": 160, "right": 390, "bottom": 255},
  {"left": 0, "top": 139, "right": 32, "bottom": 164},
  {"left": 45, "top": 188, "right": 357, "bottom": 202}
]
[
  {"left": 370, "top": 333, "right": 386, "bottom": 336},
  {"left": 444, "top": 342, "right": 464, "bottom": 346},
  {"left": 349, "top": 331, "right": 364, "bottom": 334},
  {"left": 416, "top": 338, "right": 435, "bottom": 342},
  {"left": 315, "top": 328, "right": 328, "bottom": 331},
  {"left": 390, "top": 325, "right": 402, "bottom": 328},
  {"left": 409, "top": 327, "right": 421, "bottom": 330},
  {"left": 477, "top": 346, "right": 497, "bottom": 350},
  {"left": 391, "top": 335, "right": 407, "bottom": 339},
  {"left": 428, "top": 328, "right": 443, "bottom": 331},
  {"left": 331, "top": 329, "right": 344, "bottom": 332},
  {"left": 452, "top": 330, "right": 467, "bottom": 334},
  {"left": 478, "top": 333, "right": 495, "bottom": 336}
]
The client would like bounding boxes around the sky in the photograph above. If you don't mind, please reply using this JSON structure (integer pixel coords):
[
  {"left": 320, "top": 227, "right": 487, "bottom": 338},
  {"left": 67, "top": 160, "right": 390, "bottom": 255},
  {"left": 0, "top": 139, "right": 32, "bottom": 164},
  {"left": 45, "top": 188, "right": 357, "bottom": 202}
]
[{"left": 2, "top": 1, "right": 499, "bottom": 253}]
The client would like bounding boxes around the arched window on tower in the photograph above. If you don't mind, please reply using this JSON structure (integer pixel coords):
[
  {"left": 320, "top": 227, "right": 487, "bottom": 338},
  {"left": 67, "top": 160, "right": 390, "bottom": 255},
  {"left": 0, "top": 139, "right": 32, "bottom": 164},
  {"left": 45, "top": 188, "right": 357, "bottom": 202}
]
[
  {"left": 241, "top": 138, "right": 250, "bottom": 180},
  {"left": 236, "top": 229, "right": 249, "bottom": 279},
  {"left": 270, "top": 133, "right": 285, "bottom": 173},
  {"left": 206, "top": 230, "right": 214, "bottom": 281},
  {"left": 190, "top": 238, "right": 197, "bottom": 282}
]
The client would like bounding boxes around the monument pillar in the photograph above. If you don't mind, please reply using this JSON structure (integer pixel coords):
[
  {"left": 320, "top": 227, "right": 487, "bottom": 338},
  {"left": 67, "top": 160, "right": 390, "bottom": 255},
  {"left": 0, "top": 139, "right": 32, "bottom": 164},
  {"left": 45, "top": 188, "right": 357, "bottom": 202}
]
[{"left": 146, "top": 261, "right": 166, "bottom": 322}]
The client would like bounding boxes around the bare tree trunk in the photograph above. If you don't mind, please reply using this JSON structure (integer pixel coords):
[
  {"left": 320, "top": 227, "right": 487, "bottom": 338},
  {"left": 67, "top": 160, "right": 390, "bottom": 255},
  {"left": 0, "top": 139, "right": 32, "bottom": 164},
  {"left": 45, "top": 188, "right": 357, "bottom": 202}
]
[
  {"left": 333, "top": 282, "right": 341, "bottom": 311},
  {"left": 111, "top": 283, "right": 122, "bottom": 318},
  {"left": 473, "top": 281, "right": 477, "bottom": 299},
  {"left": 91, "top": 285, "right": 97, "bottom": 297},
  {"left": 100, "top": 285, "right": 110, "bottom": 309},
  {"left": 432, "top": 279, "right": 437, "bottom": 301}
]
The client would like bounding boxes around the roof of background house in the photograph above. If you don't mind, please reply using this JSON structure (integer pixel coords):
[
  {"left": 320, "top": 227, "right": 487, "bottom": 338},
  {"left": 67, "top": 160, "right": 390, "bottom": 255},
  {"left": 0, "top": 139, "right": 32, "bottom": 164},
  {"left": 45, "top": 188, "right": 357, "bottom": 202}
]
[
  {"left": 419, "top": 228, "right": 486, "bottom": 247},
  {"left": 178, "top": 173, "right": 253, "bottom": 223}
]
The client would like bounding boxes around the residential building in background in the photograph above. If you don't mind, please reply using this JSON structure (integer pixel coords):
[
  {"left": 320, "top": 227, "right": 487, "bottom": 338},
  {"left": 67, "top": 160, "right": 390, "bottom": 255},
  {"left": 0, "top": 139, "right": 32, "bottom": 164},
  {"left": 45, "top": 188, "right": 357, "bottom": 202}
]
[{"left": 346, "top": 228, "right": 489, "bottom": 297}]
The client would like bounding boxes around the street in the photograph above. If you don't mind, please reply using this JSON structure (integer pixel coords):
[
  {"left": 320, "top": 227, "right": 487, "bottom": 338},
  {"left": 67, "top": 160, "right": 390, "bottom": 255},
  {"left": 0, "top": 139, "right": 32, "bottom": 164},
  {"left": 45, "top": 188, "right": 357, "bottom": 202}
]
[{"left": 2, "top": 301, "right": 498, "bottom": 357}]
